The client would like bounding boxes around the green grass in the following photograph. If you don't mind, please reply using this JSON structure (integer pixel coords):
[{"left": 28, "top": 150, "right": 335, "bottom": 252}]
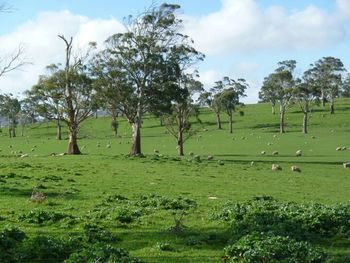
[{"left": 0, "top": 99, "right": 350, "bottom": 262}]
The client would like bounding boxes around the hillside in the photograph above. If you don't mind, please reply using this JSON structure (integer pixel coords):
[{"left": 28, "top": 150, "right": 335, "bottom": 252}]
[{"left": 0, "top": 99, "right": 349, "bottom": 262}]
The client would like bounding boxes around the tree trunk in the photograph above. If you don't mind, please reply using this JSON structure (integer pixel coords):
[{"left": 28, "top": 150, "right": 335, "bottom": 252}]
[
  {"left": 57, "top": 119, "right": 62, "bottom": 140},
  {"left": 11, "top": 119, "right": 16, "bottom": 138},
  {"left": 229, "top": 112, "right": 233, "bottom": 134},
  {"left": 216, "top": 113, "right": 222, "bottom": 129},
  {"left": 302, "top": 111, "right": 308, "bottom": 134},
  {"left": 67, "top": 125, "right": 81, "bottom": 154},
  {"left": 280, "top": 105, "right": 285, "bottom": 133},
  {"left": 130, "top": 122, "right": 141, "bottom": 155},
  {"left": 160, "top": 117, "right": 163, "bottom": 126},
  {"left": 177, "top": 129, "right": 184, "bottom": 156},
  {"left": 8, "top": 117, "right": 11, "bottom": 138},
  {"left": 111, "top": 114, "right": 118, "bottom": 137},
  {"left": 321, "top": 90, "right": 326, "bottom": 107},
  {"left": 330, "top": 97, "right": 335, "bottom": 114},
  {"left": 21, "top": 124, "right": 24, "bottom": 137},
  {"left": 272, "top": 104, "right": 276, "bottom": 115}
]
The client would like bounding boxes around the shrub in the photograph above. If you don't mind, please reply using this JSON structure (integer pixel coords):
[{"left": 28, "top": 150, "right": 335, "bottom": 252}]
[
  {"left": 0, "top": 227, "right": 26, "bottom": 263},
  {"left": 18, "top": 209, "right": 74, "bottom": 225},
  {"left": 83, "top": 222, "right": 118, "bottom": 243},
  {"left": 213, "top": 197, "right": 350, "bottom": 240},
  {"left": 19, "top": 236, "right": 76, "bottom": 262},
  {"left": 65, "top": 243, "right": 142, "bottom": 263},
  {"left": 224, "top": 234, "right": 327, "bottom": 263}
]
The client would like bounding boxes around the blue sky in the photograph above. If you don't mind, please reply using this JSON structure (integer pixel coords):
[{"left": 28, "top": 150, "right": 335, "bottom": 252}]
[{"left": 0, "top": 0, "right": 349, "bottom": 102}]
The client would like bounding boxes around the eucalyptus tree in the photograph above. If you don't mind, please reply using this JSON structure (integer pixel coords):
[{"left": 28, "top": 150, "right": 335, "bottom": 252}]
[
  {"left": 27, "top": 64, "right": 66, "bottom": 140},
  {"left": 293, "top": 71, "right": 320, "bottom": 134},
  {"left": 97, "top": 3, "right": 202, "bottom": 156},
  {"left": 0, "top": 94, "right": 21, "bottom": 138},
  {"left": 259, "top": 78, "right": 277, "bottom": 114},
  {"left": 308, "top": 57, "right": 345, "bottom": 113},
  {"left": 341, "top": 73, "right": 350, "bottom": 98},
  {"left": 0, "top": 4, "right": 29, "bottom": 78},
  {"left": 261, "top": 60, "right": 296, "bottom": 133},
  {"left": 28, "top": 36, "right": 97, "bottom": 154},
  {"left": 217, "top": 77, "right": 248, "bottom": 134}
]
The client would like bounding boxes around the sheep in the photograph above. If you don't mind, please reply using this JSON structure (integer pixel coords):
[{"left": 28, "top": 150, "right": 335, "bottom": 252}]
[
  {"left": 20, "top": 154, "right": 28, "bottom": 158},
  {"left": 343, "top": 163, "right": 350, "bottom": 169},
  {"left": 272, "top": 151, "right": 279, "bottom": 156},
  {"left": 296, "top": 150, "right": 302, "bottom": 157},
  {"left": 272, "top": 164, "right": 282, "bottom": 171},
  {"left": 336, "top": 147, "right": 342, "bottom": 151},
  {"left": 261, "top": 151, "right": 266, "bottom": 155},
  {"left": 207, "top": 155, "right": 214, "bottom": 160},
  {"left": 291, "top": 166, "right": 301, "bottom": 172}
]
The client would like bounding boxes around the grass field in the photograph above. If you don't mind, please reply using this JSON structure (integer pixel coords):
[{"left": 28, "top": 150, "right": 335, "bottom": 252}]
[{"left": 0, "top": 99, "right": 350, "bottom": 262}]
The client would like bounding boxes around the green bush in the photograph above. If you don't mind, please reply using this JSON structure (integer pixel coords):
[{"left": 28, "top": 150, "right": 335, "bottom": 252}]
[
  {"left": 19, "top": 236, "right": 76, "bottom": 262},
  {"left": 224, "top": 234, "right": 327, "bottom": 263},
  {"left": 0, "top": 227, "right": 26, "bottom": 263},
  {"left": 18, "top": 209, "right": 74, "bottom": 225},
  {"left": 65, "top": 243, "right": 142, "bottom": 263},
  {"left": 213, "top": 197, "right": 350, "bottom": 239}
]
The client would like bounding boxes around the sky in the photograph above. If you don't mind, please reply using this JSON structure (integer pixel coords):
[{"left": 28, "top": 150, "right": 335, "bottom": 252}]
[{"left": 0, "top": 0, "right": 349, "bottom": 103}]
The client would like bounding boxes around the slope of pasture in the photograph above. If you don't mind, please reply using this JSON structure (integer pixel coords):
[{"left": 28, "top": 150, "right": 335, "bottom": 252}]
[{"left": 0, "top": 99, "right": 349, "bottom": 262}]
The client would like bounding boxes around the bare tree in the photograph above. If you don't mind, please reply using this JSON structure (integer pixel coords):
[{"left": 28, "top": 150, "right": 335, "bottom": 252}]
[{"left": 0, "top": 3, "right": 29, "bottom": 78}]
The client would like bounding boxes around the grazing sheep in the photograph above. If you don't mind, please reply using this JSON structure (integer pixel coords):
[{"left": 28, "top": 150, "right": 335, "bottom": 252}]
[
  {"left": 272, "top": 151, "right": 279, "bottom": 156},
  {"left": 296, "top": 150, "right": 302, "bottom": 157},
  {"left": 20, "top": 154, "right": 28, "bottom": 158},
  {"left": 154, "top": 149, "right": 159, "bottom": 154},
  {"left": 267, "top": 142, "right": 272, "bottom": 146},
  {"left": 188, "top": 151, "right": 194, "bottom": 156},
  {"left": 106, "top": 144, "right": 111, "bottom": 148},
  {"left": 272, "top": 164, "right": 282, "bottom": 171},
  {"left": 341, "top": 146, "right": 347, "bottom": 151},
  {"left": 207, "top": 155, "right": 213, "bottom": 160},
  {"left": 343, "top": 163, "right": 350, "bottom": 169},
  {"left": 31, "top": 148, "right": 35, "bottom": 152},
  {"left": 58, "top": 153, "right": 67, "bottom": 156},
  {"left": 217, "top": 160, "right": 224, "bottom": 165},
  {"left": 261, "top": 151, "right": 266, "bottom": 155},
  {"left": 336, "top": 147, "right": 342, "bottom": 151},
  {"left": 291, "top": 166, "right": 301, "bottom": 172},
  {"left": 250, "top": 161, "right": 255, "bottom": 166}
]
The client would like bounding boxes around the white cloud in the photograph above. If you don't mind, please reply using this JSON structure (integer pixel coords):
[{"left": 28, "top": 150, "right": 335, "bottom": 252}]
[
  {"left": 184, "top": 0, "right": 345, "bottom": 55},
  {"left": 0, "top": 10, "right": 124, "bottom": 96},
  {"left": 199, "top": 69, "right": 221, "bottom": 88},
  {"left": 337, "top": 0, "right": 350, "bottom": 19}
]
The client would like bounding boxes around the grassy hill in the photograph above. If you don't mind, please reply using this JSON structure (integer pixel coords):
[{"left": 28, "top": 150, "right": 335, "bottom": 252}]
[{"left": 0, "top": 99, "right": 349, "bottom": 262}]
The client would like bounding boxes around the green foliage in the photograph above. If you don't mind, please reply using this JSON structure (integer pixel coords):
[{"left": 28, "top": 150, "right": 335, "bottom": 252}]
[
  {"left": 224, "top": 234, "right": 327, "bottom": 263},
  {"left": 136, "top": 194, "right": 197, "bottom": 211},
  {"left": 18, "top": 209, "right": 74, "bottom": 225},
  {"left": 214, "top": 197, "right": 350, "bottom": 239},
  {"left": 19, "top": 235, "right": 76, "bottom": 262},
  {"left": 0, "top": 227, "right": 26, "bottom": 263},
  {"left": 65, "top": 243, "right": 142, "bottom": 263}
]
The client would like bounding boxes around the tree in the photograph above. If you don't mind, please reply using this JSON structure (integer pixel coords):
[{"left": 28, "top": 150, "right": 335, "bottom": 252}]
[
  {"left": 28, "top": 36, "right": 97, "bottom": 154},
  {"left": 198, "top": 83, "right": 224, "bottom": 129},
  {"left": 341, "top": 73, "right": 350, "bottom": 98},
  {"left": 0, "top": 94, "right": 21, "bottom": 138},
  {"left": 261, "top": 60, "right": 296, "bottom": 133},
  {"left": 97, "top": 3, "right": 201, "bottom": 156},
  {"left": 259, "top": 78, "right": 277, "bottom": 114},
  {"left": 308, "top": 57, "right": 345, "bottom": 114},
  {"left": 216, "top": 77, "right": 248, "bottom": 133},
  {"left": 27, "top": 64, "right": 66, "bottom": 140},
  {"left": 293, "top": 71, "right": 320, "bottom": 134},
  {"left": 0, "top": 4, "right": 29, "bottom": 78},
  {"left": 162, "top": 72, "right": 203, "bottom": 156}
]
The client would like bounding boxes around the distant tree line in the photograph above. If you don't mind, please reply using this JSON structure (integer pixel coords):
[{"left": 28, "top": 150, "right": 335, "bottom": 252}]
[
  {"left": 0, "top": 2, "right": 349, "bottom": 155},
  {"left": 259, "top": 57, "right": 349, "bottom": 134}
]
